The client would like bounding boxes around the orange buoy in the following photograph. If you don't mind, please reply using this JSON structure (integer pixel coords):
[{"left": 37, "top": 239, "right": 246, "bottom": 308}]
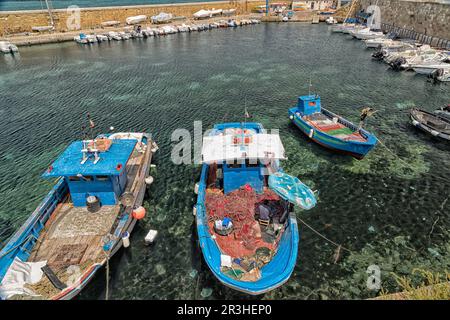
[{"left": 132, "top": 206, "right": 146, "bottom": 220}]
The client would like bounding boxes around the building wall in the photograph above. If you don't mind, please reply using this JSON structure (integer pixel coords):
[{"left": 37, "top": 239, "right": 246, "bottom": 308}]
[
  {"left": 292, "top": 1, "right": 335, "bottom": 11},
  {"left": 359, "top": 0, "right": 450, "bottom": 39},
  {"left": 0, "top": 0, "right": 265, "bottom": 36}
]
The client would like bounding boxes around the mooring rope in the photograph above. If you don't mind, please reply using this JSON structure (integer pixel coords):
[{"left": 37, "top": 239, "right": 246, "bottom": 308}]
[
  {"left": 296, "top": 217, "right": 353, "bottom": 253},
  {"left": 105, "top": 253, "right": 110, "bottom": 300}
]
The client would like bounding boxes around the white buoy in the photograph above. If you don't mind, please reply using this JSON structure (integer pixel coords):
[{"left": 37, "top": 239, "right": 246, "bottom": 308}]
[
  {"left": 145, "top": 229, "right": 158, "bottom": 245},
  {"left": 309, "top": 128, "right": 314, "bottom": 138},
  {"left": 145, "top": 176, "right": 154, "bottom": 185},
  {"left": 109, "top": 126, "right": 115, "bottom": 131},
  {"left": 193, "top": 206, "right": 197, "bottom": 216},
  {"left": 289, "top": 115, "right": 294, "bottom": 120},
  {"left": 194, "top": 182, "right": 199, "bottom": 194},
  {"left": 122, "top": 231, "right": 130, "bottom": 248}
]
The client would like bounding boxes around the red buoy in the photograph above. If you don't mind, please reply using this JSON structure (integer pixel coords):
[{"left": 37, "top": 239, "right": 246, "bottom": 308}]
[{"left": 132, "top": 206, "right": 146, "bottom": 220}]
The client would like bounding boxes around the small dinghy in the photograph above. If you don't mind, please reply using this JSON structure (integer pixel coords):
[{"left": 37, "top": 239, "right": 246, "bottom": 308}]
[
  {"left": 0, "top": 41, "right": 19, "bottom": 54},
  {"left": 126, "top": 15, "right": 147, "bottom": 25},
  {"left": 434, "top": 105, "right": 450, "bottom": 120},
  {"left": 151, "top": 12, "right": 173, "bottom": 24},
  {"left": 410, "top": 108, "right": 450, "bottom": 141},
  {"left": 0, "top": 130, "right": 158, "bottom": 300},
  {"left": 195, "top": 122, "right": 316, "bottom": 295},
  {"left": 289, "top": 94, "right": 377, "bottom": 159}
]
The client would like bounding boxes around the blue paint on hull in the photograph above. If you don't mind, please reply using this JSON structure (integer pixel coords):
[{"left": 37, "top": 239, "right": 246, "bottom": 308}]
[
  {"left": 289, "top": 107, "right": 377, "bottom": 159},
  {"left": 195, "top": 122, "right": 299, "bottom": 295}
]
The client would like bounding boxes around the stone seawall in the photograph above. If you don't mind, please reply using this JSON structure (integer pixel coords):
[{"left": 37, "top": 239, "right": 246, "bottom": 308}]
[
  {"left": 359, "top": 0, "right": 450, "bottom": 40},
  {"left": 0, "top": 0, "right": 265, "bottom": 36}
]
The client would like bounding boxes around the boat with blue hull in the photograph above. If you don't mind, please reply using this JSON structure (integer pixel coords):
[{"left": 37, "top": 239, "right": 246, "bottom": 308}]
[
  {"left": 0, "top": 132, "right": 158, "bottom": 300},
  {"left": 195, "top": 122, "right": 316, "bottom": 295},
  {"left": 289, "top": 95, "right": 377, "bottom": 159}
]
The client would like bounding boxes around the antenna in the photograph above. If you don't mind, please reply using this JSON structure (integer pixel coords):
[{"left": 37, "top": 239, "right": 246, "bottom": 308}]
[{"left": 308, "top": 76, "right": 313, "bottom": 96}]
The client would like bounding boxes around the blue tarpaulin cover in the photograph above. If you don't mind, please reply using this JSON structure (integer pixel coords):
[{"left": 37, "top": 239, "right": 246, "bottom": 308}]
[
  {"left": 268, "top": 172, "right": 317, "bottom": 210},
  {"left": 42, "top": 139, "right": 136, "bottom": 177}
]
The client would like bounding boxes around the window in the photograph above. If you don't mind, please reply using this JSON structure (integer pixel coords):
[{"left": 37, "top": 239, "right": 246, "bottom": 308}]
[
  {"left": 68, "top": 176, "right": 80, "bottom": 181},
  {"left": 226, "top": 159, "right": 242, "bottom": 169},
  {"left": 96, "top": 175, "right": 109, "bottom": 181},
  {"left": 245, "top": 159, "right": 259, "bottom": 168}
]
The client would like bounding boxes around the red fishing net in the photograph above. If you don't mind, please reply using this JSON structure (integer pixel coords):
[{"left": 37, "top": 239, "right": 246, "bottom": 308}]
[{"left": 205, "top": 185, "right": 281, "bottom": 258}]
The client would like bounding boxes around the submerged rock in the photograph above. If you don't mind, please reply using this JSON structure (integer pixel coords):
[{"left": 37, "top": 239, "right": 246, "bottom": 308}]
[
  {"left": 200, "top": 287, "right": 213, "bottom": 298},
  {"left": 189, "top": 269, "right": 198, "bottom": 279}
]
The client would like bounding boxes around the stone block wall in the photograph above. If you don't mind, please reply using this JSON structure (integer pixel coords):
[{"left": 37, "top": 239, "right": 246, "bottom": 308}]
[{"left": 359, "top": 0, "right": 450, "bottom": 39}]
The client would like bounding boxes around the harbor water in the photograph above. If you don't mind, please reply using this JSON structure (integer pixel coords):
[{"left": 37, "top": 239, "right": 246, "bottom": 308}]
[{"left": 0, "top": 23, "right": 449, "bottom": 299}]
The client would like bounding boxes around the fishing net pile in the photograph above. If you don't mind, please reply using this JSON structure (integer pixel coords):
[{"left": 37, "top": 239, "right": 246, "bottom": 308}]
[
  {"left": 205, "top": 185, "right": 283, "bottom": 257},
  {"left": 205, "top": 185, "right": 286, "bottom": 282}
]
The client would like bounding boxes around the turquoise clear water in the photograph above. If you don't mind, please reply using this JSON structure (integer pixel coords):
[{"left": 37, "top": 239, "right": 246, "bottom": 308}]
[
  {"left": 1, "top": 0, "right": 219, "bottom": 11},
  {"left": 0, "top": 24, "right": 449, "bottom": 299}
]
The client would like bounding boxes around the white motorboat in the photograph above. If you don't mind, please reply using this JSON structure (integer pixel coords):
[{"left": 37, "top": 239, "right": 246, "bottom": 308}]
[
  {"left": 400, "top": 50, "right": 449, "bottom": 70},
  {"left": 101, "top": 20, "right": 121, "bottom": 27},
  {"left": 436, "top": 70, "right": 450, "bottom": 82},
  {"left": 151, "top": 12, "right": 173, "bottom": 24},
  {"left": 342, "top": 24, "right": 365, "bottom": 34},
  {"left": 210, "top": 9, "right": 223, "bottom": 16},
  {"left": 126, "top": 15, "right": 147, "bottom": 25},
  {"left": 161, "top": 25, "right": 178, "bottom": 34},
  {"left": 193, "top": 9, "right": 212, "bottom": 19},
  {"left": 108, "top": 31, "right": 122, "bottom": 41},
  {"left": 74, "top": 34, "right": 88, "bottom": 44},
  {"left": 412, "top": 63, "right": 450, "bottom": 75},
  {"left": 118, "top": 32, "right": 131, "bottom": 40},
  {"left": 31, "top": 26, "right": 54, "bottom": 32},
  {"left": 365, "top": 38, "right": 393, "bottom": 48},
  {"left": 96, "top": 34, "right": 109, "bottom": 42},
  {"left": 351, "top": 28, "right": 384, "bottom": 40},
  {"left": 326, "top": 16, "right": 337, "bottom": 24},
  {"left": 1, "top": 41, "right": 19, "bottom": 53},
  {"left": 86, "top": 34, "right": 97, "bottom": 43}
]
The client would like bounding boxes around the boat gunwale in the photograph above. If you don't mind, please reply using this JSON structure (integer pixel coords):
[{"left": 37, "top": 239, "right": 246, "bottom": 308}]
[
  {"left": 0, "top": 132, "right": 155, "bottom": 299},
  {"left": 195, "top": 122, "right": 299, "bottom": 295}
]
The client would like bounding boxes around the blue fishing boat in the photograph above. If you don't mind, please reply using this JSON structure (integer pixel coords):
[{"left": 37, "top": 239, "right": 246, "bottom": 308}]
[
  {"left": 289, "top": 95, "right": 377, "bottom": 159},
  {"left": 0, "top": 132, "right": 158, "bottom": 300},
  {"left": 195, "top": 122, "right": 316, "bottom": 295}
]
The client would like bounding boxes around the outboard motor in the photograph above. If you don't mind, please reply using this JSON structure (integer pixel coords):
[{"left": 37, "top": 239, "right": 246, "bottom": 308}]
[
  {"left": 372, "top": 47, "right": 385, "bottom": 60},
  {"left": 428, "top": 68, "right": 444, "bottom": 83},
  {"left": 389, "top": 57, "right": 406, "bottom": 71}
]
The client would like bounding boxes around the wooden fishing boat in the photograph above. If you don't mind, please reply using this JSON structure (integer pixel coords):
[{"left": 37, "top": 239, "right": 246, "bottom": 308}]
[
  {"left": 0, "top": 132, "right": 158, "bottom": 300},
  {"left": 289, "top": 95, "right": 377, "bottom": 159},
  {"left": 410, "top": 108, "right": 450, "bottom": 141},
  {"left": 195, "top": 122, "right": 316, "bottom": 295}
]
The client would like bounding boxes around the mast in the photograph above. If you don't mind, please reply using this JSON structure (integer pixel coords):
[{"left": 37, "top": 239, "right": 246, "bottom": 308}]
[{"left": 44, "top": 0, "right": 55, "bottom": 29}]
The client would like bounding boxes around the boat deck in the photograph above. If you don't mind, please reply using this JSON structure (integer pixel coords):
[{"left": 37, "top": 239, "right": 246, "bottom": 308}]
[
  {"left": 24, "top": 142, "right": 149, "bottom": 299},
  {"left": 304, "top": 112, "right": 367, "bottom": 142},
  {"left": 29, "top": 203, "right": 119, "bottom": 267},
  {"left": 205, "top": 187, "right": 283, "bottom": 259}
]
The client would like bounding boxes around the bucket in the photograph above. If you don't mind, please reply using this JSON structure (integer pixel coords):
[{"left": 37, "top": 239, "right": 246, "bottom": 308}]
[{"left": 122, "top": 231, "right": 130, "bottom": 248}]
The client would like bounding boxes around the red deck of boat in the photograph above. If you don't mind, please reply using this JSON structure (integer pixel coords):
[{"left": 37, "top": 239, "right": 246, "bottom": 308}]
[
  {"left": 205, "top": 187, "right": 282, "bottom": 258},
  {"left": 304, "top": 114, "right": 367, "bottom": 142}
]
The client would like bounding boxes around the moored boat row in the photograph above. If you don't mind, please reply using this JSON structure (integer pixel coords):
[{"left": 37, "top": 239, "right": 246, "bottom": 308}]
[
  {"left": 73, "top": 19, "right": 261, "bottom": 45},
  {"left": 331, "top": 23, "right": 450, "bottom": 83}
]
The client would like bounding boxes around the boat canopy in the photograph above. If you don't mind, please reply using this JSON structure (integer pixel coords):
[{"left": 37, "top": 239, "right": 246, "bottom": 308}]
[
  {"left": 42, "top": 139, "right": 136, "bottom": 178},
  {"left": 202, "top": 133, "right": 285, "bottom": 163}
]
